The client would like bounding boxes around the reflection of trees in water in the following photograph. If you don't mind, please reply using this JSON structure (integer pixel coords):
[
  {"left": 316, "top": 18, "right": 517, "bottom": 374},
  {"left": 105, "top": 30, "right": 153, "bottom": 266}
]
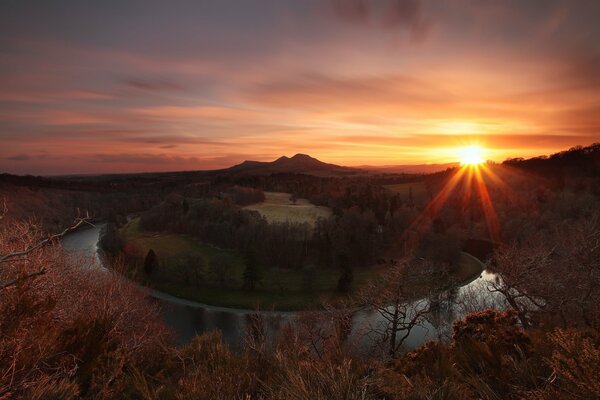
[
  {"left": 357, "top": 260, "right": 449, "bottom": 358},
  {"left": 427, "top": 287, "right": 458, "bottom": 342}
]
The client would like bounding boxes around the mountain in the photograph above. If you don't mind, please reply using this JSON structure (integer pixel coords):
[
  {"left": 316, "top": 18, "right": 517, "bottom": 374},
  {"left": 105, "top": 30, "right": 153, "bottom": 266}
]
[{"left": 220, "top": 153, "right": 362, "bottom": 176}]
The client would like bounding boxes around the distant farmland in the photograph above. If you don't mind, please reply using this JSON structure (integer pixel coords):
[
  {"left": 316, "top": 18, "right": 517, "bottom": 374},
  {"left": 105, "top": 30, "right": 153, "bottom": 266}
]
[{"left": 244, "top": 192, "right": 331, "bottom": 226}]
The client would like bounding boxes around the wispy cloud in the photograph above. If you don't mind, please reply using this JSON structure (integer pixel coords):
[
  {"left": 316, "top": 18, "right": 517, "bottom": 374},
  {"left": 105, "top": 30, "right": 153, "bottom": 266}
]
[{"left": 4, "top": 154, "right": 30, "bottom": 161}]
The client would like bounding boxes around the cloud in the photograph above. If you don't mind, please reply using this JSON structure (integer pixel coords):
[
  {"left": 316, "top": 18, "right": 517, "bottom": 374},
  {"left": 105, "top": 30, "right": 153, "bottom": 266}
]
[
  {"left": 91, "top": 153, "right": 200, "bottom": 165},
  {"left": 131, "top": 105, "right": 270, "bottom": 122},
  {"left": 4, "top": 154, "right": 30, "bottom": 161},
  {"left": 123, "top": 77, "right": 183, "bottom": 92},
  {"left": 330, "top": 0, "right": 369, "bottom": 23},
  {"left": 329, "top": 0, "right": 431, "bottom": 40},
  {"left": 246, "top": 72, "right": 447, "bottom": 111},
  {"left": 330, "top": 134, "right": 600, "bottom": 150}
]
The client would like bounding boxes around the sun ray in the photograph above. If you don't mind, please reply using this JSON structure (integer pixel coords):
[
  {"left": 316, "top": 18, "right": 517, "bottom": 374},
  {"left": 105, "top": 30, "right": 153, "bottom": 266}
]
[
  {"left": 399, "top": 166, "right": 468, "bottom": 256},
  {"left": 473, "top": 165, "right": 502, "bottom": 243},
  {"left": 461, "top": 163, "right": 475, "bottom": 212}
]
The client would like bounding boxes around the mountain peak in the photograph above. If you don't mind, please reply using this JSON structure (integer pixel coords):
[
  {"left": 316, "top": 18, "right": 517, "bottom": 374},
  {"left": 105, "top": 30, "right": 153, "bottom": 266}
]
[
  {"left": 240, "top": 160, "right": 258, "bottom": 165},
  {"left": 290, "top": 153, "right": 313, "bottom": 160},
  {"left": 274, "top": 155, "right": 290, "bottom": 163}
]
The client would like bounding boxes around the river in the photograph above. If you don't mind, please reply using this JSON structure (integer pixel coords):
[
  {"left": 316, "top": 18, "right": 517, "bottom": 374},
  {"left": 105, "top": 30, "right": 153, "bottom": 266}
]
[{"left": 62, "top": 223, "right": 502, "bottom": 351}]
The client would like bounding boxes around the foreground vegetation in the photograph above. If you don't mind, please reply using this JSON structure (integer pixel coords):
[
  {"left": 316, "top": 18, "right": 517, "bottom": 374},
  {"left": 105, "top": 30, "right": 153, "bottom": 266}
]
[{"left": 1, "top": 215, "right": 598, "bottom": 399}]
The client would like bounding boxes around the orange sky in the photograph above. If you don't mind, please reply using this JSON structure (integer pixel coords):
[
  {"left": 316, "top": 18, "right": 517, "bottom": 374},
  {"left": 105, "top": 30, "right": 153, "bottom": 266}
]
[{"left": 1, "top": 0, "right": 599, "bottom": 174}]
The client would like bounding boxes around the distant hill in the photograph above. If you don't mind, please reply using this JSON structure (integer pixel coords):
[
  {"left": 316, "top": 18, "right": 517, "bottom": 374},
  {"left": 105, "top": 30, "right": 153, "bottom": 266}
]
[
  {"left": 357, "top": 163, "right": 459, "bottom": 174},
  {"left": 218, "top": 153, "right": 363, "bottom": 176}
]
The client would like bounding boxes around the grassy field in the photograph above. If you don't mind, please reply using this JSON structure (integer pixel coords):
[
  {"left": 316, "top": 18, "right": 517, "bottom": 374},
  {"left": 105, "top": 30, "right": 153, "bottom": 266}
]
[
  {"left": 119, "top": 218, "right": 484, "bottom": 310},
  {"left": 244, "top": 192, "right": 332, "bottom": 227},
  {"left": 384, "top": 181, "right": 428, "bottom": 205},
  {"left": 120, "top": 218, "right": 379, "bottom": 309},
  {"left": 121, "top": 219, "right": 242, "bottom": 272}
]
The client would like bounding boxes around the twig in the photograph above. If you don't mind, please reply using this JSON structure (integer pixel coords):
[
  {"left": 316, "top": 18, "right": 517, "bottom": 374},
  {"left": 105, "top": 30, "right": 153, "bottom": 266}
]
[
  {"left": 0, "top": 268, "right": 46, "bottom": 289},
  {"left": 0, "top": 198, "right": 6, "bottom": 220},
  {"left": 0, "top": 213, "right": 93, "bottom": 264}
]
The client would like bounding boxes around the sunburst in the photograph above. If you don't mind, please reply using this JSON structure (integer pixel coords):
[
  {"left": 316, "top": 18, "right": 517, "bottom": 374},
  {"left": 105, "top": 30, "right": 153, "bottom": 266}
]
[{"left": 458, "top": 145, "right": 485, "bottom": 166}]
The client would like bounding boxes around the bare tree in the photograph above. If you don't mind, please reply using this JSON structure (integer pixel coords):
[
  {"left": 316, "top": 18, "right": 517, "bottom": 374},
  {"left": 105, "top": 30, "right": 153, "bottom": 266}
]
[
  {"left": 489, "top": 212, "right": 600, "bottom": 331},
  {"left": 0, "top": 210, "right": 92, "bottom": 289},
  {"left": 358, "top": 259, "right": 435, "bottom": 358},
  {"left": 487, "top": 242, "right": 552, "bottom": 327},
  {"left": 0, "top": 213, "right": 170, "bottom": 398}
]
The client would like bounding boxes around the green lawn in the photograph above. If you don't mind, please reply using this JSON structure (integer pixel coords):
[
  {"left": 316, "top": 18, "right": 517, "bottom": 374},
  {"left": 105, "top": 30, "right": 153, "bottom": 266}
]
[
  {"left": 119, "top": 218, "right": 380, "bottom": 310},
  {"left": 119, "top": 218, "right": 484, "bottom": 310},
  {"left": 244, "top": 192, "right": 332, "bottom": 227}
]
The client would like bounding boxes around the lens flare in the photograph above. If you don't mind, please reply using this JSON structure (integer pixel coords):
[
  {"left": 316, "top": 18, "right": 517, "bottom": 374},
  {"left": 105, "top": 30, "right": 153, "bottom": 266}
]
[{"left": 459, "top": 145, "right": 485, "bottom": 166}]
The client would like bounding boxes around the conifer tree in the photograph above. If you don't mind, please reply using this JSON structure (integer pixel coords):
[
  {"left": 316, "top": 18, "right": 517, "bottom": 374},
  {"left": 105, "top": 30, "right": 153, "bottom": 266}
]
[{"left": 242, "top": 251, "right": 261, "bottom": 290}]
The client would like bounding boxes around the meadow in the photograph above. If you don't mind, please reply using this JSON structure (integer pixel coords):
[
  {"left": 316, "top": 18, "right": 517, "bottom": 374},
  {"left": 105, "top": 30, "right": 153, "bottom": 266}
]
[{"left": 243, "top": 192, "right": 332, "bottom": 227}]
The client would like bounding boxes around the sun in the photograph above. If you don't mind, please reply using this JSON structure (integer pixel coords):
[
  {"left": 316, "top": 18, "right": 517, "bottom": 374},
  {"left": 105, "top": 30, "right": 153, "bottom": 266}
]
[{"left": 458, "top": 145, "right": 485, "bottom": 166}]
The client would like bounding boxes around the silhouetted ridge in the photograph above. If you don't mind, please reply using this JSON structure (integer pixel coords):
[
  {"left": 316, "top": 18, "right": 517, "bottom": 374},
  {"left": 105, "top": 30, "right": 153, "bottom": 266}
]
[{"left": 220, "top": 154, "right": 362, "bottom": 176}]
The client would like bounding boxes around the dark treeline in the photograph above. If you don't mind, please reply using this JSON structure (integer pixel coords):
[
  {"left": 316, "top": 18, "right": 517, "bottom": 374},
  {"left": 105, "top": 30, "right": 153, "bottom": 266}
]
[
  {"left": 0, "top": 169, "right": 426, "bottom": 231},
  {"left": 0, "top": 183, "right": 163, "bottom": 232},
  {"left": 216, "top": 172, "right": 430, "bottom": 218},
  {"left": 504, "top": 142, "right": 600, "bottom": 180},
  {"left": 222, "top": 185, "right": 266, "bottom": 206},
  {"left": 134, "top": 194, "right": 389, "bottom": 270},
  {"left": 0, "top": 170, "right": 208, "bottom": 193}
]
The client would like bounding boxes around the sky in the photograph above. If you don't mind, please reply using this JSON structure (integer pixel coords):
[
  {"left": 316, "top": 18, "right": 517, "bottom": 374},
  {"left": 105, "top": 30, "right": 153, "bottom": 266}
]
[{"left": 1, "top": 0, "right": 599, "bottom": 175}]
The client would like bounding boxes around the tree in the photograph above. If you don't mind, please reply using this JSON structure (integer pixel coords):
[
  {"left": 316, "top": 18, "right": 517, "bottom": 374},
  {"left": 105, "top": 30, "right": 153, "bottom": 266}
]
[
  {"left": 242, "top": 251, "right": 261, "bottom": 291},
  {"left": 98, "top": 222, "right": 123, "bottom": 257},
  {"left": 210, "top": 253, "right": 235, "bottom": 287},
  {"left": 489, "top": 214, "right": 600, "bottom": 331},
  {"left": 336, "top": 255, "right": 353, "bottom": 293},
  {"left": 302, "top": 265, "right": 317, "bottom": 293},
  {"left": 359, "top": 260, "right": 435, "bottom": 358},
  {"left": 144, "top": 249, "right": 158, "bottom": 275}
]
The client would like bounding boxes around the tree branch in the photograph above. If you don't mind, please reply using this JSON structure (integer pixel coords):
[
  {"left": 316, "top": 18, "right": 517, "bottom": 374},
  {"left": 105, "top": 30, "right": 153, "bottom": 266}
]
[
  {"left": 0, "top": 214, "right": 93, "bottom": 264},
  {"left": 0, "top": 269, "right": 46, "bottom": 289}
]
